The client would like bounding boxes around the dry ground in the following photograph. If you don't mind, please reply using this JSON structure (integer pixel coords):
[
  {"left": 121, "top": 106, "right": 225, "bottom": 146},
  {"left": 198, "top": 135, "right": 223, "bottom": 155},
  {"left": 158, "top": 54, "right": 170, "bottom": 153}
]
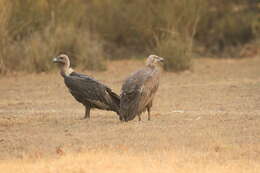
[{"left": 0, "top": 57, "right": 260, "bottom": 173}]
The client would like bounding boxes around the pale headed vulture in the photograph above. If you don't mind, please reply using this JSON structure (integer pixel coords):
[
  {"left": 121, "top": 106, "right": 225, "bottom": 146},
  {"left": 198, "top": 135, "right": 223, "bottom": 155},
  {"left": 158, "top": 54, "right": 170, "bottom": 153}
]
[{"left": 120, "top": 55, "right": 164, "bottom": 121}]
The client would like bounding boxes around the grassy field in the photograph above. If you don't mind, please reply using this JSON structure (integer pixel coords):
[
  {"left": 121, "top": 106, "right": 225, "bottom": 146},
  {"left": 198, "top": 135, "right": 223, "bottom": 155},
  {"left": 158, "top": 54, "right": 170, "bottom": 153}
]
[{"left": 0, "top": 57, "right": 260, "bottom": 172}]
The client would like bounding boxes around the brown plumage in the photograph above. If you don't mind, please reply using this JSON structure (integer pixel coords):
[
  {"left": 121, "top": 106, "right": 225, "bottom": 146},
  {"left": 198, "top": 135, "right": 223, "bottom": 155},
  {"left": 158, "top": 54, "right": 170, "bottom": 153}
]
[
  {"left": 53, "top": 54, "right": 120, "bottom": 119},
  {"left": 120, "top": 55, "right": 164, "bottom": 121}
]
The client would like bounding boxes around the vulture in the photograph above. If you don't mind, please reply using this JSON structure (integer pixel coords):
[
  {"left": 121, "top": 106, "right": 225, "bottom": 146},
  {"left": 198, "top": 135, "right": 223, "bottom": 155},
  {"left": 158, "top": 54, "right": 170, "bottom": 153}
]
[
  {"left": 53, "top": 54, "right": 120, "bottom": 119},
  {"left": 120, "top": 55, "right": 164, "bottom": 121}
]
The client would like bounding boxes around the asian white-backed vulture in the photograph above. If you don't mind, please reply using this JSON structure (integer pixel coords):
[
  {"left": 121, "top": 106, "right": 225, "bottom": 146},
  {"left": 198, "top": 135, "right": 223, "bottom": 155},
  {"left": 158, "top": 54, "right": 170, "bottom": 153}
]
[{"left": 53, "top": 54, "right": 120, "bottom": 119}]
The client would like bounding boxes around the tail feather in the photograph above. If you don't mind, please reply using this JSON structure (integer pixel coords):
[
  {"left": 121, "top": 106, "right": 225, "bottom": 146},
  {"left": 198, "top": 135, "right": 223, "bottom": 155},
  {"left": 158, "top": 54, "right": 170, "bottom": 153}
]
[{"left": 120, "top": 92, "right": 141, "bottom": 121}]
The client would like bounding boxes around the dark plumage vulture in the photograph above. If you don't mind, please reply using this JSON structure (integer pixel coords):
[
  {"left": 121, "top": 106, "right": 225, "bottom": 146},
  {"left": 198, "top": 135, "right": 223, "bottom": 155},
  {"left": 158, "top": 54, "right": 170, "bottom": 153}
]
[
  {"left": 53, "top": 54, "right": 120, "bottom": 119},
  {"left": 120, "top": 55, "right": 164, "bottom": 121}
]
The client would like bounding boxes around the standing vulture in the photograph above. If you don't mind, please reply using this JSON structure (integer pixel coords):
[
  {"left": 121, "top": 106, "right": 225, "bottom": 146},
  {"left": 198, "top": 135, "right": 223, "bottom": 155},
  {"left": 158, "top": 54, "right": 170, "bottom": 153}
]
[
  {"left": 53, "top": 54, "right": 120, "bottom": 119},
  {"left": 120, "top": 55, "right": 164, "bottom": 121}
]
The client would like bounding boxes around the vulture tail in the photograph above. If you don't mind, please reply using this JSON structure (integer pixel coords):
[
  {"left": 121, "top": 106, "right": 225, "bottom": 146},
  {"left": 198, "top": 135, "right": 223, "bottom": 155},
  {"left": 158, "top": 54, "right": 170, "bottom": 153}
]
[{"left": 120, "top": 92, "right": 140, "bottom": 121}]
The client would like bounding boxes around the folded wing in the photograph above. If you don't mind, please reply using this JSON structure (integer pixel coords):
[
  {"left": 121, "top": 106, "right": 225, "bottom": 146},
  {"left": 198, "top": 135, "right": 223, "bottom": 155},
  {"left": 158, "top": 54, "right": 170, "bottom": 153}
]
[{"left": 64, "top": 74, "right": 120, "bottom": 114}]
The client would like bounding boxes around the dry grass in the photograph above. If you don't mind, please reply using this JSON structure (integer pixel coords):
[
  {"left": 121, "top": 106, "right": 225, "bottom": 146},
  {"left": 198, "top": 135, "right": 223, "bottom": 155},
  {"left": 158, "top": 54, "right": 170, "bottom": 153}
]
[
  {"left": 1, "top": 150, "right": 260, "bottom": 173},
  {"left": 0, "top": 58, "right": 260, "bottom": 172}
]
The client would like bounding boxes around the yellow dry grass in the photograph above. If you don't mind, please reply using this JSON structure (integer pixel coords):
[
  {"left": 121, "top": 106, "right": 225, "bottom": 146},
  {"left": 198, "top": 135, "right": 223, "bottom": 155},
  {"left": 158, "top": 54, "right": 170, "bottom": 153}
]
[
  {"left": 1, "top": 150, "right": 260, "bottom": 173},
  {"left": 0, "top": 58, "right": 260, "bottom": 173}
]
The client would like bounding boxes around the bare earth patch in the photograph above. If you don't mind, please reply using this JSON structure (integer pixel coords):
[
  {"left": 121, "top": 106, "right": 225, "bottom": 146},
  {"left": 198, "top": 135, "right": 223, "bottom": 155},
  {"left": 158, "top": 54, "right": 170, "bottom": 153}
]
[{"left": 0, "top": 58, "right": 260, "bottom": 172}]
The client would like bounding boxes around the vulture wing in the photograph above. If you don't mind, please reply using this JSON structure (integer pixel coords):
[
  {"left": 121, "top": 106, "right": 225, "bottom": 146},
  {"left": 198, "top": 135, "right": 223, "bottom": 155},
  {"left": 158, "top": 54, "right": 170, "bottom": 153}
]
[{"left": 64, "top": 73, "right": 120, "bottom": 113}]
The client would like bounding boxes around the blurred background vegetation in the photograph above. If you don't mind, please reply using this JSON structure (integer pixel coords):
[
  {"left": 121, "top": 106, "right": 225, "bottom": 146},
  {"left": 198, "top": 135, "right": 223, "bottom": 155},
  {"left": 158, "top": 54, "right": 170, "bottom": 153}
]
[{"left": 0, "top": 0, "right": 259, "bottom": 74}]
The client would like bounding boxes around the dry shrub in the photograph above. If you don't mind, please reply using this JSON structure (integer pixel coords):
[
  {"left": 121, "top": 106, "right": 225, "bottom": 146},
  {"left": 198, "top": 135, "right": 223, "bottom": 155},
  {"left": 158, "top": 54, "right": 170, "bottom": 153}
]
[
  {"left": 155, "top": 34, "right": 192, "bottom": 72},
  {"left": 0, "top": 0, "right": 105, "bottom": 74},
  {"left": 8, "top": 0, "right": 86, "bottom": 40},
  {"left": 0, "top": 0, "right": 259, "bottom": 74},
  {"left": 87, "top": 0, "right": 206, "bottom": 71},
  {"left": 0, "top": 0, "right": 11, "bottom": 74},
  {"left": 196, "top": 0, "right": 259, "bottom": 57},
  {"left": 252, "top": 13, "right": 260, "bottom": 40},
  {"left": 8, "top": 24, "right": 106, "bottom": 73},
  {"left": 153, "top": 0, "right": 203, "bottom": 71}
]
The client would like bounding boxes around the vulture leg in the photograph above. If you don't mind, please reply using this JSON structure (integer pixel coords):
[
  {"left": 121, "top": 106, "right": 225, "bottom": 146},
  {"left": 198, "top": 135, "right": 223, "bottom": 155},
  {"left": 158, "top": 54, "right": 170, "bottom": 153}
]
[
  {"left": 147, "top": 101, "right": 153, "bottom": 120},
  {"left": 147, "top": 106, "right": 151, "bottom": 121},
  {"left": 119, "top": 115, "right": 124, "bottom": 121},
  {"left": 138, "top": 114, "right": 141, "bottom": 121},
  {"left": 84, "top": 105, "right": 91, "bottom": 119}
]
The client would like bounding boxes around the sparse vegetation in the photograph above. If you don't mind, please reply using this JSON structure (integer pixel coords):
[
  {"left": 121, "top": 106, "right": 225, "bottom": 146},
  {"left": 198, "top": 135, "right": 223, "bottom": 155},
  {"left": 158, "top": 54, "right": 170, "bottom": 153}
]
[{"left": 0, "top": 0, "right": 259, "bottom": 74}]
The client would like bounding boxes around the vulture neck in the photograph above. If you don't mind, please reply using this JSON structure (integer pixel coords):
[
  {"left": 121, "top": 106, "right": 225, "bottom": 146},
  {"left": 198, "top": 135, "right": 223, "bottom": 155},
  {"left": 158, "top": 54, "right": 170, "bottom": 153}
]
[
  {"left": 60, "top": 64, "right": 74, "bottom": 77},
  {"left": 147, "top": 64, "right": 163, "bottom": 72}
]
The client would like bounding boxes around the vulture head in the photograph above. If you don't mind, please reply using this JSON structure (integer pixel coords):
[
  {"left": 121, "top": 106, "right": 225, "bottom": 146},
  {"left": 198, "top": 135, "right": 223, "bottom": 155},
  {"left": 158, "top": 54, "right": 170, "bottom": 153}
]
[
  {"left": 53, "top": 54, "right": 73, "bottom": 76},
  {"left": 146, "top": 54, "right": 164, "bottom": 68}
]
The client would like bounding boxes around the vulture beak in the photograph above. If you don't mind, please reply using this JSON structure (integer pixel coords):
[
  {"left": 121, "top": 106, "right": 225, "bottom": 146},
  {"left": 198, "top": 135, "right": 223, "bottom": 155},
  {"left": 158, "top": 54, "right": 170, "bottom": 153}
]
[
  {"left": 53, "top": 57, "right": 60, "bottom": 63},
  {"left": 159, "top": 57, "right": 164, "bottom": 62}
]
